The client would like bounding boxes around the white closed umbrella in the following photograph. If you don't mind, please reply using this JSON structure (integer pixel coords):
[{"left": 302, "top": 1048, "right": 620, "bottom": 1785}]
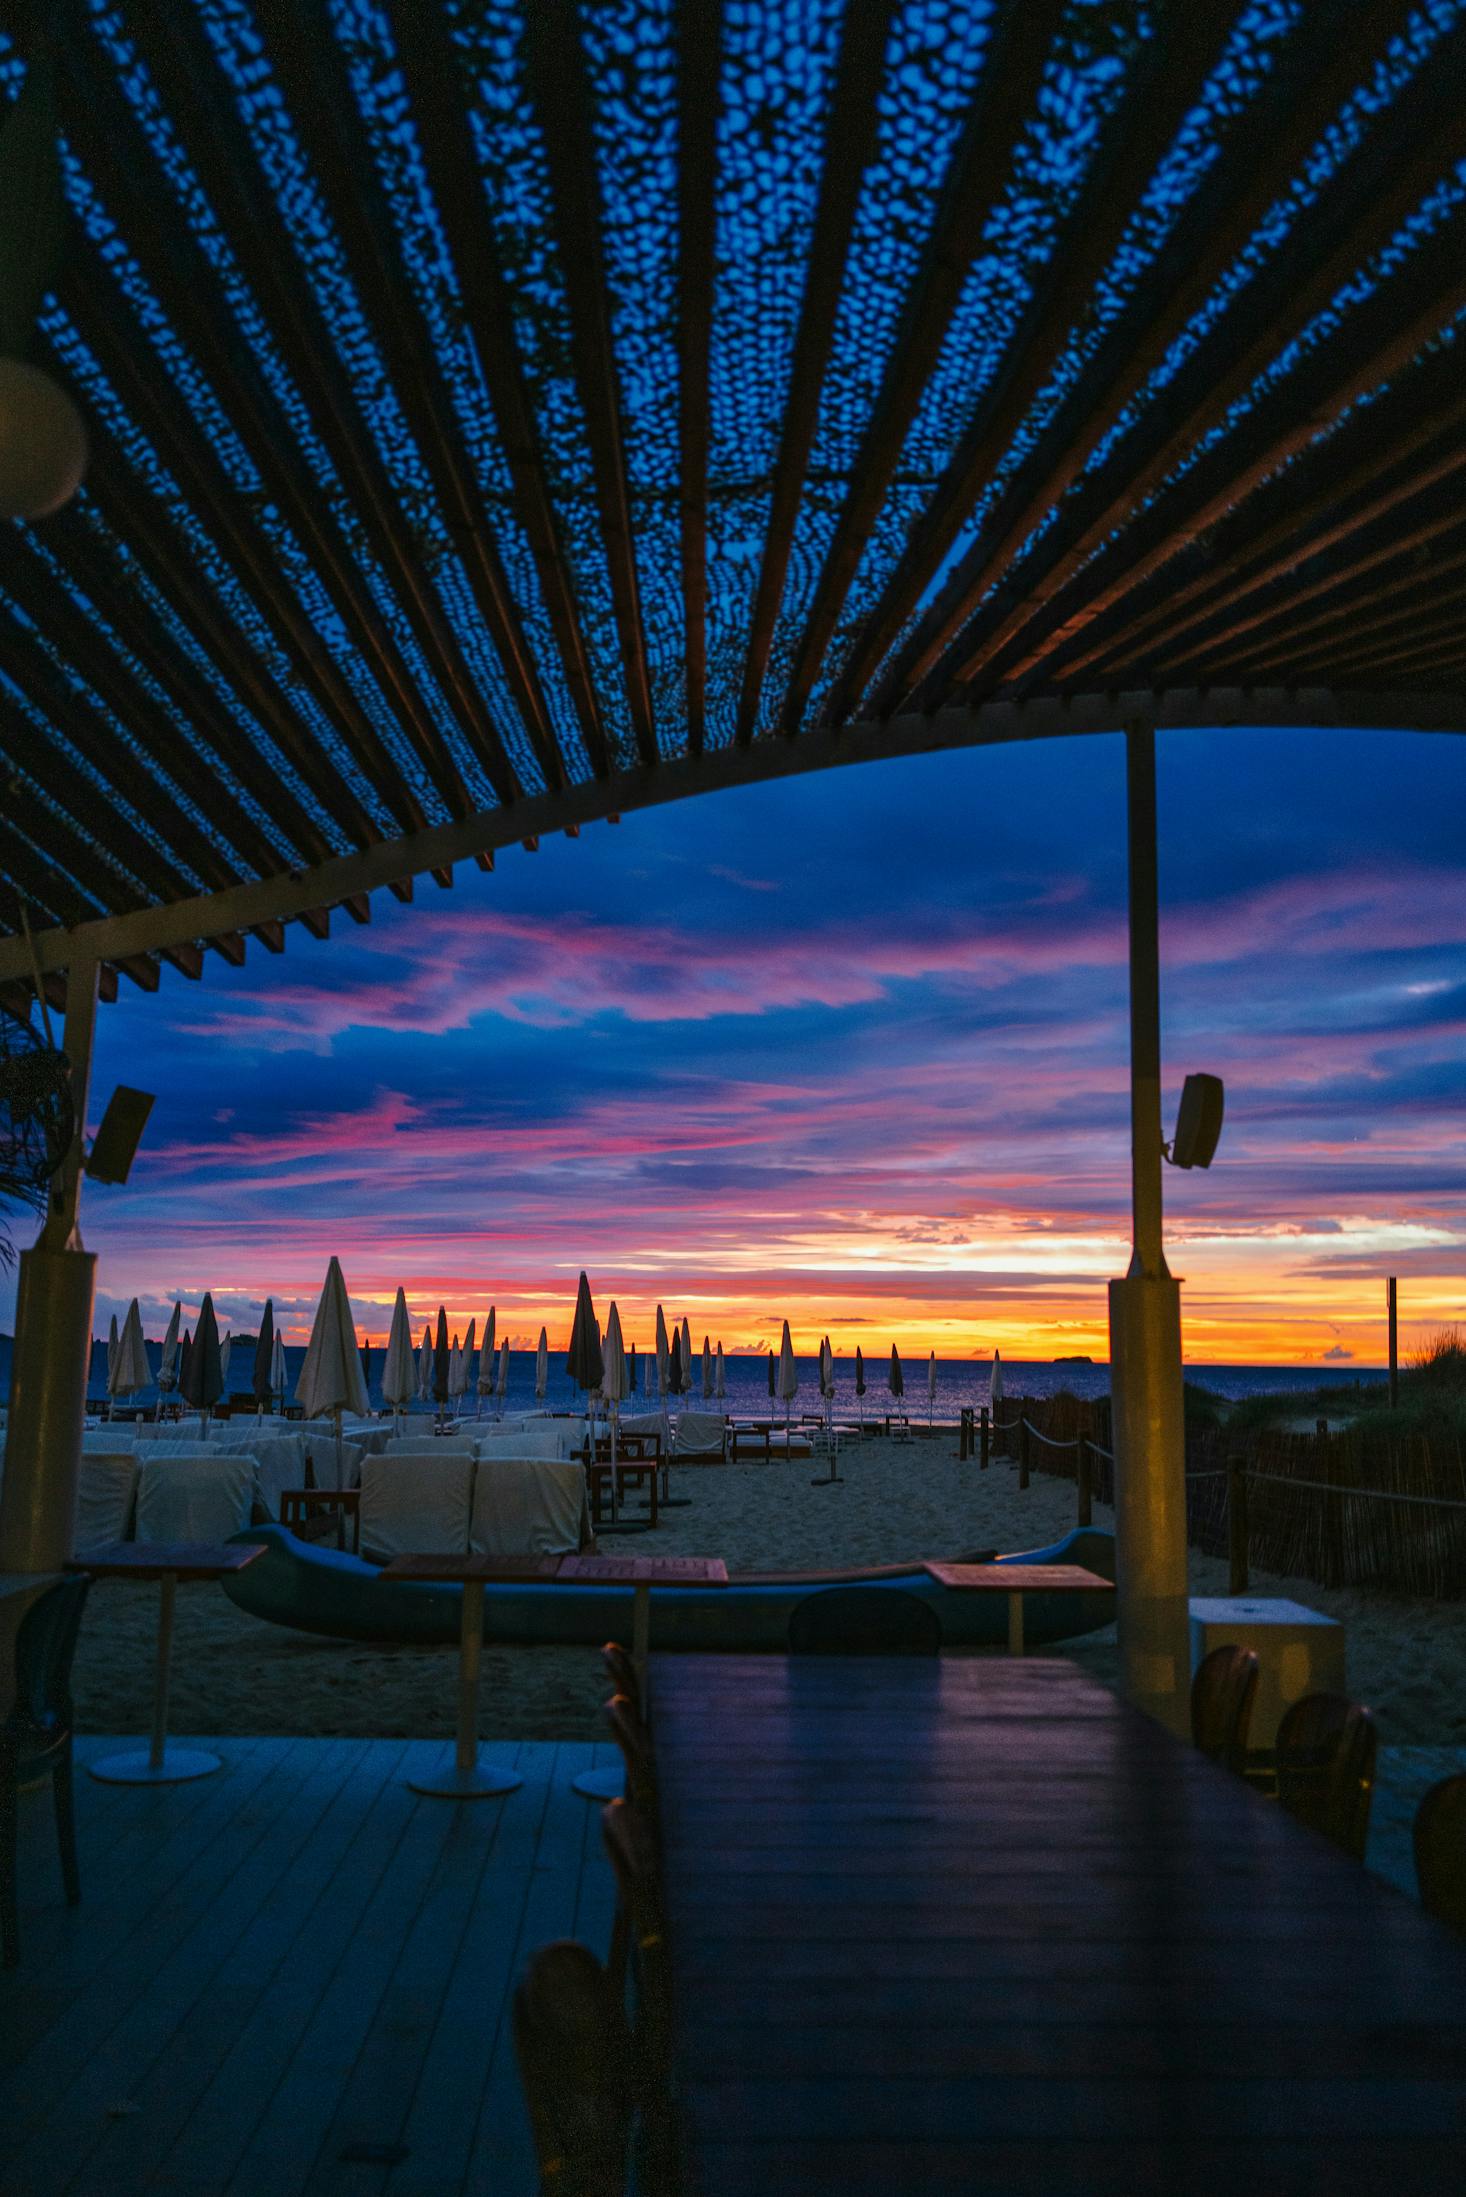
[
  {"left": 715, "top": 1342, "right": 726, "bottom": 1400},
  {"left": 382, "top": 1286, "right": 416, "bottom": 1424},
  {"left": 105, "top": 1313, "right": 119, "bottom": 1401},
  {"left": 496, "top": 1336, "right": 510, "bottom": 1410},
  {"left": 218, "top": 1332, "right": 233, "bottom": 1395},
  {"left": 459, "top": 1319, "right": 476, "bottom": 1414},
  {"left": 604, "top": 1302, "right": 628, "bottom": 1472},
  {"left": 778, "top": 1319, "right": 798, "bottom": 1437},
  {"left": 155, "top": 1301, "right": 182, "bottom": 1418},
  {"left": 928, "top": 1348, "right": 938, "bottom": 1426},
  {"left": 681, "top": 1317, "right": 693, "bottom": 1393},
  {"left": 535, "top": 1325, "right": 548, "bottom": 1403},
  {"left": 296, "top": 1257, "right": 370, "bottom": 1488},
  {"left": 417, "top": 1323, "right": 433, "bottom": 1405},
  {"left": 476, "top": 1307, "right": 496, "bottom": 1415},
  {"left": 989, "top": 1350, "right": 1004, "bottom": 1439},
  {"left": 110, "top": 1298, "right": 151, "bottom": 1405},
  {"left": 270, "top": 1328, "right": 287, "bottom": 1401}
]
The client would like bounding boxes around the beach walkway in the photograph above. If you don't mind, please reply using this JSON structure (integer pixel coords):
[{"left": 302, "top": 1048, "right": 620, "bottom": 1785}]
[{"left": 0, "top": 1736, "right": 619, "bottom": 2196}]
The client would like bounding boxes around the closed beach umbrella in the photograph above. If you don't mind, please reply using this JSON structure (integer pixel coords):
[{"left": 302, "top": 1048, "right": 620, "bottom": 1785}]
[
  {"left": 111, "top": 1298, "right": 150, "bottom": 1402},
  {"left": 681, "top": 1317, "right": 693, "bottom": 1391},
  {"left": 182, "top": 1294, "right": 224, "bottom": 1416},
  {"left": 178, "top": 1327, "right": 194, "bottom": 1401},
  {"left": 701, "top": 1335, "right": 713, "bottom": 1402},
  {"left": 432, "top": 1307, "right": 450, "bottom": 1417},
  {"left": 156, "top": 1301, "right": 182, "bottom": 1403},
  {"left": 668, "top": 1328, "right": 684, "bottom": 1398},
  {"left": 253, "top": 1300, "right": 276, "bottom": 1411},
  {"left": 381, "top": 1287, "right": 415, "bottom": 1421},
  {"left": 476, "top": 1307, "right": 496, "bottom": 1414},
  {"left": 928, "top": 1349, "right": 938, "bottom": 1425},
  {"left": 819, "top": 1336, "right": 834, "bottom": 1400},
  {"left": 628, "top": 1342, "right": 638, "bottom": 1395},
  {"left": 360, "top": 1337, "right": 373, "bottom": 1396},
  {"left": 297, "top": 1258, "right": 371, "bottom": 1484},
  {"left": 460, "top": 1318, "right": 477, "bottom": 1407},
  {"left": 855, "top": 1344, "right": 865, "bottom": 1429},
  {"left": 655, "top": 1306, "right": 670, "bottom": 1403},
  {"left": 778, "top": 1319, "right": 798, "bottom": 1435},
  {"left": 496, "top": 1336, "right": 510, "bottom": 1404},
  {"left": 218, "top": 1332, "right": 233, "bottom": 1394},
  {"left": 567, "top": 1272, "right": 604, "bottom": 1395},
  {"left": 604, "top": 1302, "right": 629, "bottom": 1473},
  {"left": 535, "top": 1325, "right": 549, "bottom": 1402},
  {"left": 417, "top": 1323, "right": 433, "bottom": 1404},
  {"left": 889, "top": 1345, "right": 904, "bottom": 1404},
  {"left": 767, "top": 1348, "right": 775, "bottom": 1399},
  {"left": 270, "top": 1327, "right": 287, "bottom": 1400},
  {"left": 715, "top": 1342, "right": 725, "bottom": 1400},
  {"left": 989, "top": 1350, "right": 1004, "bottom": 1438},
  {"left": 105, "top": 1313, "right": 119, "bottom": 1396}
]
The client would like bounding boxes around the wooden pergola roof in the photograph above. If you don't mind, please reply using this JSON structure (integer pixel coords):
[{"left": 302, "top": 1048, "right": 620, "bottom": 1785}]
[{"left": 2, "top": 0, "right": 1465, "bottom": 1010}]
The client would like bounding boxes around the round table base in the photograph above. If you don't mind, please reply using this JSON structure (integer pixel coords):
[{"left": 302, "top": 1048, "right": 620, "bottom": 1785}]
[
  {"left": 571, "top": 1765, "right": 626, "bottom": 1802},
  {"left": 89, "top": 1747, "right": 222, "bottom": 1786},
  {"left": 408, "top": 1759, "right": 522, "bottom": 1800}
]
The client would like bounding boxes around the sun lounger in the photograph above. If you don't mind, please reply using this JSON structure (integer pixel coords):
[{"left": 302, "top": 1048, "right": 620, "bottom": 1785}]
[
  {"left": 671, "top": 1411, "right": 728, "bottom": 1462},
  {"left": 470, "top": 1456, "right": 593, "bottom": 1557},
  {"left": 476, "top": 1426, "right": 577, "bottom": 1462},
  {"left": 74, "top": 1452, "right": 138, "bottom": 1548},
  {"left": 358, "top": 1451, "right": 475, "bottom": 1559},
  {"left": 134, "top": 1451, "right": 256, "bottom": 1543}
]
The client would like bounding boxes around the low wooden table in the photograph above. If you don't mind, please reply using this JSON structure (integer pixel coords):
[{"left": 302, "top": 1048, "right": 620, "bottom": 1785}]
[
  {"left": 66, "top": 1541, "right": 267, "bottom": 1784},
  {"left": 280, "top": 1486, "right": 361, "bottom": 1552},
  {"left": 557, "top": 1553, "right": 729, "bottom": 1801},
  {"left": 376, "top": 1554, "right": 564, "bottom": 1799},
  {"left": 923, "top": 1559, "right": 1112, "bottom": 1656}
]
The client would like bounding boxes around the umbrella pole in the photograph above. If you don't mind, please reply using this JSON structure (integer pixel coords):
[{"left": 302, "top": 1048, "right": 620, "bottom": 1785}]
[{"left": 333, "top": 1404, "right": 345, "bottom": 1548}]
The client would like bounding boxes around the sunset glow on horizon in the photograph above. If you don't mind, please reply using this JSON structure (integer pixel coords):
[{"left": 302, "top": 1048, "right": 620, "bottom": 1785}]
[{"left": 8, "top": 727, "right": 1462, "bottom": 1375}]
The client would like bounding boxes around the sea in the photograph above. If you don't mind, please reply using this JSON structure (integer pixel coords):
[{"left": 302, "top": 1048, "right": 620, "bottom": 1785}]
[{"left": 0, "top": 1337, "right": 1386, "bottom": 1418}]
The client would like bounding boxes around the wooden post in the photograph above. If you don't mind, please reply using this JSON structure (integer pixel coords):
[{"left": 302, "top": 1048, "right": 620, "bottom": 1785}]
[
  {"left": 1018, "top": 1419, "right": 1030, "bottom": 1491},
  {"left": 1077, "top": 1438, "right": 1093, "bottom": 1528},
  {"left": 979, "top": 1408, "right": 989, "bottom": 1470},
  {"left": 1227, "top": 1457, "right": 1248, "bottom": 1596},
  {"left": 1387, "top": 1276, "right": 1398, "bottom": 1408},
  {"left": 959, "top": 1406, "right": 972, "bottom": 1460}
]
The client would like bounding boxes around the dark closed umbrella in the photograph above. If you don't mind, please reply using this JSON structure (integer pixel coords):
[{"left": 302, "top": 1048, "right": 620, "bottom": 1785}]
[
  {"left": 433, "top": 1307, "right": 450, "bottom": 1409},
  {"left": 768, "top": 1348, "right": 776, "bottom": 1398},
  {"left": 566, "top": 1272, "right": 604, "bottom": 1394},
  {"left": 628, "top": 1343, "right": 638, "bottom": 1394},
  {"left": 253, "top": 1300, "right": 276, "bottom": 1405},
  {"left": 361, "top": 1337, "right": 373, "bottom": 1392},
  {"left": 668, "top": 1329, "right": 685, "bottom": 1397},
  {"left": 178, "top": 1327, "right": 193, "bottom": 1401},
  {"left": 855, "top": 1346, "right": 865, "bottom": 1396},
  {"left": 889, "top": 1344, "right": 904, "bottom": 1400},
  {"left": 182, "top": 1293, "right": 223, "bottom": 1412}
]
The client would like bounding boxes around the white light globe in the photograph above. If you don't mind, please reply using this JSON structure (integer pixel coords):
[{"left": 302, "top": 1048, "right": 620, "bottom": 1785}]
[{"left": 0, "top": 357, "right": 87, "bottom": 521}]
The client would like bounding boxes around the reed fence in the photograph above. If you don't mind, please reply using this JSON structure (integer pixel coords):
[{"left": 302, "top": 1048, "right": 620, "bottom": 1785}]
[{"left": 991, "top": 1396, "right": 1466, "bottom": 1599}]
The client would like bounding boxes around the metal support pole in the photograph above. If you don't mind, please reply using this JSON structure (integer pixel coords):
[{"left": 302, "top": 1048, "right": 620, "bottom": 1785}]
[
  {"left": 1387, "top": 1277, "right": 1399, "bottom": 1408},
  {"left": 1108, "top": 728, "right": 1190, "bottom": 1735},
  {"left": 0, "top": 961, "right": 99, "bottom": 1579}
]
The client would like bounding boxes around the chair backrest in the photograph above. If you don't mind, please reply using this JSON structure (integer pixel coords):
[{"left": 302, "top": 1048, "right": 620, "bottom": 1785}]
[
  {"left": 475, "top": 1427, "right": 568, "bottom": 1462},
  {"left": 787, "top": 1585, "right": 942, "bottom": 1656},
  {"left": 74, "top": 1452, "right": 139, "bottom": 1549},
  {"left": 358, "top": 1451, "right": 474, "bottom": 1559},
  {"left": 1414, "top": 1773, "right": 1466, "bottom": 1933},
  {"left": 9, "top": 1575, "right": 92, "bottom": 1734},
  {"left": 135, "top": 1451, "right": 256, "bottom": 1543},
  {"left": 209, "top": 1432, "right": 309, "bottom": 1521},
  {"left": 1275, "top": 1692, "right": 1377, "bottom": 1861},
  {"left": 1190, "top": 1645, "right": 1259, "bottom": 1770},
  {"left": 469, "top": 1456, "right": 590, "bottom": 1558},
  {"left": 512, "top": 1940, "right": 632, "bottom": 2197},
  {"left": 605, "top": 1693, "right": 656, "bottom": 1811},
  {"left": 601, "top": 1641, "right": 640, "bottom": 1715}
]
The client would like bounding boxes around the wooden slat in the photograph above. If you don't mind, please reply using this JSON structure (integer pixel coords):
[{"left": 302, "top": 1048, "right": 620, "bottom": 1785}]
[
  {"left": 389, "top": 0, "right": 612, "bottom": 780},
  {"left": 775, "top": 0, "right": 1067, "bottom": 735},
  {"left": 674, "top": 0, "right": 721, "bottom": 756}
]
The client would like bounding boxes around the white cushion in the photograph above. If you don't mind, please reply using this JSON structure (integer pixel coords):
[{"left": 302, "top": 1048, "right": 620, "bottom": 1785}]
[
  {"left": 672, "top": 1411, "right": 727, "bottom": 1458},
  {"left": 135, "top": 1451, "right": 255, "bottom": 1543},
  {"left": 74, "top": 1452, "right": 138, "bottom": 1548},
  {"left": 469, "top": 1456, "right": 591, "bottom": 1558},
  {"left": 475, "top": 1426, "right": 573, "bottom": 1462},
  {"left": 358, "top": 1452, "right": 474, "bottom": 1559},
  {"left": 209, "top": 1431, "right": 309, "bottom": 1521},
  {"left": 379, "top": 1433, "right": 478, "bottom": 1459},
  {"left": 81, "top": 1425, "right": 140, "bottom": 1451}
]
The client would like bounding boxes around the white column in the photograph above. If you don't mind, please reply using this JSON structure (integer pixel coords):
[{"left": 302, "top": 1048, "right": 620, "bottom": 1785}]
[{"left": 1107, "top": 732, "right": 1190, "bottom": 1734}]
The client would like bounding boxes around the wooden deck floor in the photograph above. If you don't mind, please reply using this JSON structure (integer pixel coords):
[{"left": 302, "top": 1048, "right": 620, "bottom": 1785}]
[{"left": 1, "top": 1737, "right": 620, "bottom": 2197}]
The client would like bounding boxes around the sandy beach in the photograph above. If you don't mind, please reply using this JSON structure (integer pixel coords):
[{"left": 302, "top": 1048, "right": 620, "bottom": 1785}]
[{"left": 66, "top": 1430, "right": 1466, "bottom": 1747}]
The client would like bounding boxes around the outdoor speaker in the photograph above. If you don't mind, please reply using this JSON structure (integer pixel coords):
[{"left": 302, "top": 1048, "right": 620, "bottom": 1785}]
[
  {"left": 1169, "top": 1073, "right": 1224, "bottom": 1170},
  {"left": 84, "top": 1085, "right": 155, "bottom": 1184}
]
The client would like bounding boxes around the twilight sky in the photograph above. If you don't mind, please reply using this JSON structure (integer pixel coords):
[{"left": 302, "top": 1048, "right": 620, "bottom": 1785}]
[{"left": 12, "top": 723, "right": 1464, "bottom": 1366}]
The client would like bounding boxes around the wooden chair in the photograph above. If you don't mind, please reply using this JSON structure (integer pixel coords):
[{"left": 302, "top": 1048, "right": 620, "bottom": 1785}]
[
  {"left": 1275, "top": 1693, "right": 1377, "bottom": 1862},
  {"left": 601, "top": 1798, "right": 676, "bottom": 2195},
  {"left": 2, "top": 1575, "right": 92, "bottom": 1967},
  {"left": 787, "top": 1585, "right": 941, "bottom": 1656},
  {"left": 512, "top": 1939, "right": 632, "bottom": 2197},
  {"left": 601, "top": 1641, "right": 641, "bottom": 1717},
  {"left": 1413, "top": 1773, "right": 1466, "bottom": 1933},
  {"left": 1190, "top": 1645, "right": 1259, "bottom": 1773},
  {"left": 606, "top": 1693, "right": 656, "bottom": 1815}
]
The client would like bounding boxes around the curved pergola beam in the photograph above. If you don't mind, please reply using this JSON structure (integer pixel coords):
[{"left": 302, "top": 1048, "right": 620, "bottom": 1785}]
[{"left": 3, "top": 682, "right": 1462, "bottom": 988}]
